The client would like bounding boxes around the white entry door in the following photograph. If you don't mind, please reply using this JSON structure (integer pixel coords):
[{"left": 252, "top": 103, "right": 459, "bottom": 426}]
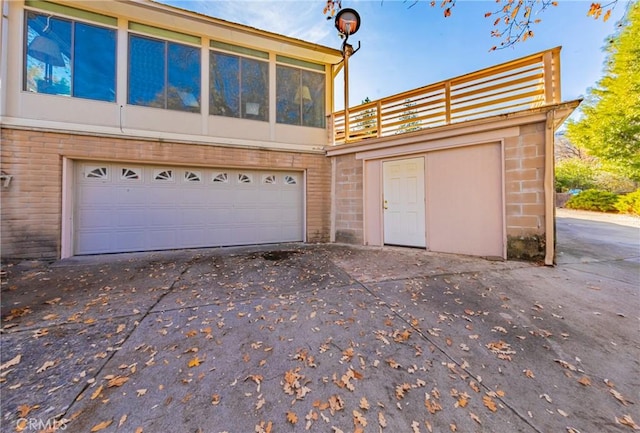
[{"left": 383, "top": 157, "right": 426, "bottom": 247}]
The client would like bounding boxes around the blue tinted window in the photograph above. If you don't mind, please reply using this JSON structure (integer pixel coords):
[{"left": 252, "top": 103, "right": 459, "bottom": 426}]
[
  {"left": 276, "top": 66, "right": 300, "bottom": 125},
  {"left": 24, "top": 12, "right": 115, "bottom": 101},
  {"left": 24, "top": 12, "right": 72, "bottom": 96},
  {"left": 128, "top": 35, "right": 165, "bottom": 108},
  {"left": 210, "top": 52, "right": 239, "bottom": 117},
  {"left": 74, "top": 22, "right": 116, "bottom": 101},
  {"left": 168, "top": 43, "right": 201, "bottom": 112},
  {"left": 210, "top": 51, "right": 267, "bottom": 121},
  {"left": 240, "top": 58, "right": 268, "bottom": 120},
  {"left": 129, "top": 35, "right": 200, "bottom": 112}
]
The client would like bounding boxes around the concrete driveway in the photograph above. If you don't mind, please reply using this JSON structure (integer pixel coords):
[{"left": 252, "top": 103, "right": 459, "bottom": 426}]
[{"left": 1, "top": 214, "right": 638, "bottom": 433}]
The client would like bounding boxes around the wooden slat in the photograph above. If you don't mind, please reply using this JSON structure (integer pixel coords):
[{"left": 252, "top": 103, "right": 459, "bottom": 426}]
[{"left": 332, "top": 47, "right": 562, "bottom": 144}]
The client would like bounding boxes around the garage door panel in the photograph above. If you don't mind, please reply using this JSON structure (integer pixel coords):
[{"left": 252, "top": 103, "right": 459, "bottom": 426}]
[
  {"left": 75, "top": 162, "right": 303, "bottom": 254},
  {"left": 116, "top": 187, "right": 148, "bottom": 205},
  {"left": 77, "top": 208, "right": 113, "bottom": 228},
  {"left": 117, "top": 209, "right": 147, "bottom": 228},
  {"left": 112, "top": 231, "right": 147, "bottom": 251}
]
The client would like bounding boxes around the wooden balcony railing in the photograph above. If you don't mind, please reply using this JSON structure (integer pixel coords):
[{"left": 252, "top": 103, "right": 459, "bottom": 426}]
[{"left": 329, "top": 47, "right": 561, "bottom": 145}]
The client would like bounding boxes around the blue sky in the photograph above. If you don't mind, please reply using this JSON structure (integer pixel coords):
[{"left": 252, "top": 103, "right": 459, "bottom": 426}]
[{"left": 158, "top": 0, "right": 631, "bottom": 113}]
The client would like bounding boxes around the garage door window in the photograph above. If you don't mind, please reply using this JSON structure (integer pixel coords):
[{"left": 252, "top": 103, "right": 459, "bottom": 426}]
[
  {"left": 121, "top": 168, "right": 141, "bottom": 181},
  {"left": 86, "top": 166, "right": 109, "bottom": 180},
  {"left": 154, "top": 170, "right": 174, "bottom": 181},
  {"left": 238, "top": 173, "right": 252, "bottom": 184},
  {"left": 184, "top": 171, "right": 202, "bottom": 182},
  {"left": 284, "top": 175, "right": 297, "bottom": 185},
  {"left": 213, "top": 172, "right": 229, "bottom": 183}
]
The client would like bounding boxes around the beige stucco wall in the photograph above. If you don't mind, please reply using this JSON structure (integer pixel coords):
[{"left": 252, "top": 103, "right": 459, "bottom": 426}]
[
  {"left": 1, "top": 0, "right": 341, "bottom": 151},
  {"left": 0, "top": 127, "right": 331, "bottom": 259}
]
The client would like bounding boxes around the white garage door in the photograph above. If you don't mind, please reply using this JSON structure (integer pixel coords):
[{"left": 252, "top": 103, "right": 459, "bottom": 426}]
[{"left": 75, "top": 162, "right": 304, "bottom": 255}]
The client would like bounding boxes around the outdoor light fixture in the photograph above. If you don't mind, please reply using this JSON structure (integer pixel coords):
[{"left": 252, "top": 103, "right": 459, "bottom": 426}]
[
  {"left": 334, "top": 8, "right": 361, "bottom": 142},
  {"left": 335, "top": 8, "right": 360, "bottom": 37}
]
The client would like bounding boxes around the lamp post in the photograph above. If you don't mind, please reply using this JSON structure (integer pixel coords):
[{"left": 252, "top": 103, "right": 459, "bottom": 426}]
[{"left": 335, "top": 8, "right": 361, "bottom": 142}]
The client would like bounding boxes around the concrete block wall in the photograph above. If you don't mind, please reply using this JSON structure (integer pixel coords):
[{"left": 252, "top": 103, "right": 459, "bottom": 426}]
[
  {"left": 0, "top": 127, "right": 331, "bottom": 259},
  {"left": 333, "top": 154, "right": 363, "bottom": 244},
  {"left": 504, "top": 121, "right": 548, "bottom": 260}
]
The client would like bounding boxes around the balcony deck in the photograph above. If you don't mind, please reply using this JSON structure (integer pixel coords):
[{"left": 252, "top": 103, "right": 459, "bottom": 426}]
[{"left": 329, "top": 47, "right": 561, "bottom": 145}]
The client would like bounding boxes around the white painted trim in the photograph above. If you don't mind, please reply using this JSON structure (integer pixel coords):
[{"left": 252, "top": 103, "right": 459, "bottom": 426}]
[
  {"left": 60, "top": 158, "right": 74, "bottom": 259},
  {"left": 354, "top": 127, "right": 519, "bottom": 161},
  {"left": 0, "top": 117, "right": 326, "bottom": 154},
  {"left": 330, "top": 158, "right": 336, "bottom": 242},
  {"left": 544, "top": 111, "right": 556, "bottom": 266},
  {"left": 303, "top": 169, "right": 308, "bottom": 243},
  {"left": 0, "top": 0, "right": 9, "bottom": 118},
  {"left": 500, "top": 139, "right": 507, "bottom": 260}
]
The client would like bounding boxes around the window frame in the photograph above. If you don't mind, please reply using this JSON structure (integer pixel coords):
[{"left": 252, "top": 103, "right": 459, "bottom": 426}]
[
  {"left": 275, "top": 57, "right": 326, "bottom": 129},
  {"left": 127, "top": 31, "right": 201, "bottom": 113},
  {"left": 209, "top": 47, "right": 269, "bottom": 122},
  {"left": 23, "top": 8, "right": 117, "bottom": 102}
]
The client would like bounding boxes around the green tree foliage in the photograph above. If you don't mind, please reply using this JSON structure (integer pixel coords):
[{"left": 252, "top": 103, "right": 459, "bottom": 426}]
[
  {"left": 566, "top": 2, "right": 640, "bottom": 181},
  {"left": 565, "top": 189, "right": 619, "bottom": 212},
  {"left": 555, "top": 158, "right": 597, "bottom": 192},
  {"left": 615, "top": 189, "right": 640, "bottom": 215}
]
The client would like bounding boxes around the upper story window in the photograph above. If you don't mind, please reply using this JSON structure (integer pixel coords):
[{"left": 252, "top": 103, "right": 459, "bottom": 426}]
[
  {"left": 210, "top": 42, "right": 269, "bottom": 121},
  {"left": 128, "top": 25, "right": 201, "bottom": 113},
  {"left": 276, "top": 56, "right": 326, "bottom": 128},
  {"left": 24, "top": 10, "right": 116, "bottom": 101}
]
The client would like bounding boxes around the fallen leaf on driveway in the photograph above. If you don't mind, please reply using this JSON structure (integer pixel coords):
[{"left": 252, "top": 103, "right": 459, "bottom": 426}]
[
  {"left": 610, "top": 389, "right": 632, "bottom": 406},
  {"left": 0, "top": 354, "right": 21, "bottom": 370},
  {"left": 359, "top": 396, "right": 370, "bottom": 410},
  {"left": 554, "top": 359, "right": 578, "bottom": 371},
  {"left": 616, "top": 414, "right": 640, "bottom": 430},
  {"left": 16, "top": 404, "right": 34, "bottom": 417},
  {"left": 36, "top": 360, "right": 55, "bottom": 373},
  {"left": 483, "top": 395, "right": 498, "bottom": 412},
  {"left": 411, "top": 420, "right": 420, "bottom": 432},
  {"left": 353, "top": 409, "right": 367, "bottom": 427},
  {"left": 106, "top": 376, "right": 129, "bottom": 387},
  {"left": 378, "top": 411, "right": 387, "bottom": 428},
  {"left": 90, "top": 419, "right": 113, "bottom": 431},
  {"left": 577, "top": 376, "right": 591, "bottom": 386},
  {"left": 470, "top": 412, "right": 482, "bottom": 424},
  {"left": 90, "top": 384, "right": 104, "bottom": 400},
  {"left": 286, "top": 411, "right": 298, "bottom": 424}
]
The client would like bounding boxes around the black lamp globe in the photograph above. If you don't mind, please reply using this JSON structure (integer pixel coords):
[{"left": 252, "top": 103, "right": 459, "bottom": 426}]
[{"left": 335, "top": 8, "right": 360, "bottom": 37}]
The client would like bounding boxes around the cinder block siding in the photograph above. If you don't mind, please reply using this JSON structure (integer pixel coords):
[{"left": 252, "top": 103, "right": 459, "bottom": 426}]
[
  {"left": 0, "top": 127, "right": 331, "bottom": 259},
  {"left": 504, "top": 122, "right": 548, "bottom": 259},
  {"left": 333, "top": 153, "right": 363, "bottom": 244}
]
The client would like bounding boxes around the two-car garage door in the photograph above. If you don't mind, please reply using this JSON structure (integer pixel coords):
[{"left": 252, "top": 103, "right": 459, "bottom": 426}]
[{"left": 75, "top": 161, "right": 304, "bottom": 255}]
